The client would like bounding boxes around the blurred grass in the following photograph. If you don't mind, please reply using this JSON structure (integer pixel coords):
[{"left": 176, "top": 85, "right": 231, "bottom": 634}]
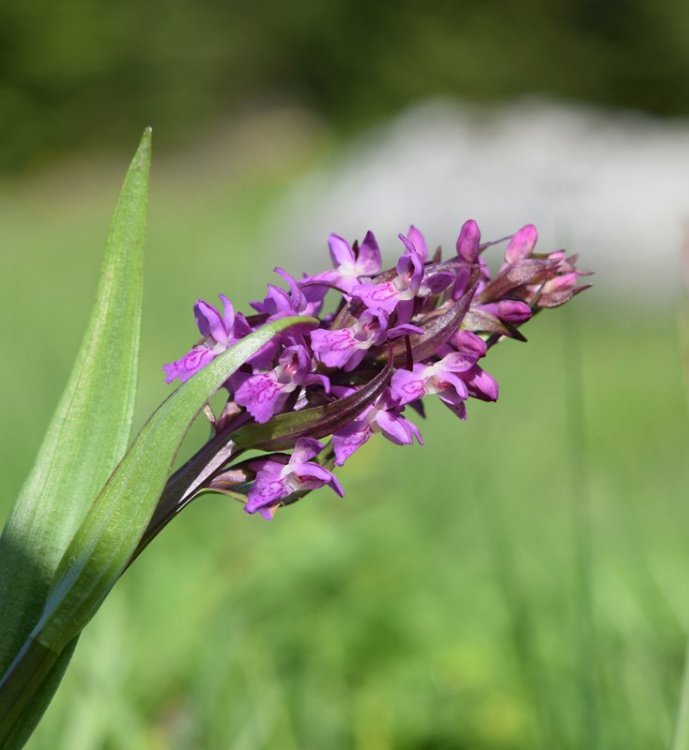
[{"left": 2, "top": 138, "right": 689, "bottom": 749}]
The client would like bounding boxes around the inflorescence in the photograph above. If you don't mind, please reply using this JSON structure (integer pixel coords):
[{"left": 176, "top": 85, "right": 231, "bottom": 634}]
[{"left": 163, "top": 220, "right": 589, "bottom": 519}]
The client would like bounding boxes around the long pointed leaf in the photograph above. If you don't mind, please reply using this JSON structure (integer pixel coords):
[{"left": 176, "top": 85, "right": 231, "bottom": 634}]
[
  {"left": 41, "top": 317, "right": 317, "bottom": 645},
  {"left": 0, "top": 316, "right": 316, "bottom": 745},
  {"left": 0, "top": 129, "right": 151, "bottom": 675}
]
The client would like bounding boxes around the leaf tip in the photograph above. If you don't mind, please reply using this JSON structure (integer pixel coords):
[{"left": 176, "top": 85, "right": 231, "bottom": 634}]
[{"left": 133, "top": 128, "right": 152, "bottom": 171}]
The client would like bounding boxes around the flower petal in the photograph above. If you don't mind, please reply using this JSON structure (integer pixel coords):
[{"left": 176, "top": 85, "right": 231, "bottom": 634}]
[
  {"left": 328, "top": 233, "right": 355, "bottom": 268},
  {"left": 505, "top": 224, "right": 538, "bottom": 263},
  {"left": 456, "top": 219, "right": 481, "bottom": 263}
]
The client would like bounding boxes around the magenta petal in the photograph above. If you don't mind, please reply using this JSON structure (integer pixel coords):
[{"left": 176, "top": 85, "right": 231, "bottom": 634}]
[
  {"left": 164, "top": 345, "right": 216, "bottom": 383},
  {"left": 342, "top": 348, "right": 368, "bottom": 372},
  {"left": 219, "top": 294, "right": 235, "bottom": 334},
  {"left": 444, "top": 400, "right": 468, "bottom": 421},
  {"left": 496, "top": 300, "right": 532, "bottom": 324},
  {"left": 406, "top": 225, "right": 429, "bottom": 261},
  {"left": 248, "top": 456, "right": 288, "bottom": 476},
  {"left": 440, "top": 350, "right": 480, "bottom": 373},
  {"left": 274, "top": 267, "right": 307, "bottom": 313},
  {"left": 235, "top": 373, "right": 284, "bottom": 423},
  {"left": 293, "top": 462, "right": 334, "bottom": 485},
  {"left": 395, "top": 298, "right": 415, "bottom": 325},
  {"left": 408, "top": 419, "right": 423, "bottom": 445},
  {"left": 310, "top": 327, "right": 359, "bottom": 368},
  {"left": 375, "top": 410, "right": 414, "bottom": 445},
  {"left": 352, "top": 280, "right": 400, "bottom": 314},
  {"left": 390, "top": 367, "right": 426, "bottom": 405},
  {"left": 456, "top": 219, "right": 481, "bottom": 263},
  {"left": 420, "top": 271, "right": 455, "bottom": 296},
  {"left": 246, "top": 475, "right": 289, "bottom": 513},
  {"left": 263, "top": 284, "right": 291, "bottom": 314},
  {"left": 194, "top": 299, "right": 228, "bottom": 345},
  {"left": 257, "top": 505, "right": 279, "bottom": 519},
  {"left": 396, "top": 247, "right": 424, "bottom": 292},
  {"left": 278, "top": 344, "right": 311, "bottom": 383},
  {"left": 466, "top": 367, "right": 499, "bottom": 402},
  {"left": 328, "top": 473, "right": 345, "bottom": 497},
  {"left": 452, "top": 330, "right": 487, "bottom": 360},
  {"left": 305, "top": 372, "right": 331, "bottom": 392},
  {"left": 358, "top": 231, "right": 382, "bottom": 274},
  {"left": 328, "top": 233, "right": 354, "bottom": 267},
  {"left": 436, "top": 371, "right": 469, "bottom": 400},
  {"left": 291, "top": 437, "right": 322, "bottom": 464},
  {"left": 332, "top": 422, "right": 372, "bottom": 465},
  {"left": 505, "top": 224, "right": 538, "bottom": 263}
]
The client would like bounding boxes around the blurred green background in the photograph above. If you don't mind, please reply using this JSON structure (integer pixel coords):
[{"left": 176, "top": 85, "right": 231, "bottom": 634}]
[
  {"left": 3, "top": 0, "right": 689, "bottom": 173},
  {"left": 2, "top": 2, "right": 689, "bottom": 748}
]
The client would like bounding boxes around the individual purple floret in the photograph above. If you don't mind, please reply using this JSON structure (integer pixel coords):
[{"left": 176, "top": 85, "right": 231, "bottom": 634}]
[
  {"left": 163, "top": 294, "right": 249, "bottom": 383},
  {"left": 352, "top": 239, "right": 424, "bottom": 316},
  {"left": 251, "top": 268, "right": 311, "bottom": 319},
  {"left": 163, "top": 219, "right": 590, "bottom": 519},
  {"left": 331, "top": 388, "right": 423, "bottom": 466},
  {"left": 310, "top": 231, "right": 382, "bottom": 294},
  {"left": 234, "top": 344, "right": 329, "bottom": 423},
  {"left": 310, "top": 309, "right": 389, "bottom": 370},
  {"left": 456, "top": 219, "right": 481, "bottom": 263},
  {"left": 245, "top": 438, "right": 344, "bottom": 519},
  {"left": 390, "top": 335, "right": 495, "bottom": 412}
]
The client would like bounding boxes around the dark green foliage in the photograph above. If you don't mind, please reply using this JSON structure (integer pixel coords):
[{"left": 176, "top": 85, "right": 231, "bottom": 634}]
[{"left": 2, "top": 0, "right": 689, "bottom": 171}]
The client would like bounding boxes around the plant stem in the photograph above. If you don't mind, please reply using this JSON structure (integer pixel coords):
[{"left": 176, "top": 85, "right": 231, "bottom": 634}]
[
  {"left": 0, "top": 636, "right": 59, "bottom": 749},
  {"left": 128, "top": 431, "right": 239, "bottom": 565}
]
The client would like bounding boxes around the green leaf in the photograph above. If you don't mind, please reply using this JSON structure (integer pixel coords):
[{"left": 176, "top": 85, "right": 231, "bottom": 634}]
[
  {"left": 0, "top": 128, "right": 151, "bottom": 675},
  {"left": 0, "top": 315, "right": 316, "bottom": 746},
  {"left": 39, "top": 315, "right": 317, "bottom": 647}
]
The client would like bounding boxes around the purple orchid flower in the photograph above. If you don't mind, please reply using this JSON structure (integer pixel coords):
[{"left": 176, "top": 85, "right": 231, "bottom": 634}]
[
  {"left": 390, "top": 326, "right": 497, "bottom": 418},
  {"left": 352, "top": 238, "right": 424, "bottom": 316},
  {"left": 453, "top": 220, "right": 493, "bottom": 300},
  {"left": 477, "top": 299, "right": 533, "bottom": 325},
  {"left": 234, "top": 343, "right": 329, "bottom": 423},
  {"left": 246, "top": 438, "right": 344, "bottom": 519},
  {"left": 160, "top": 218, "right": 588, "bottom": 522},
  {"left": 535, "top": 268, "right": 586, "bottom": 308},
  {"left": 332, "top": 387, "right": 422, "bottom": 466},
  {"left": 163, "top": 345, "right": 217, "bottom": 384},
  {"left": 164, "top": 294, "right": 250, "bottom": 383},
  {"left": 403, "top": 225, "right": 429, "bottom": 261},
  {"left": 310, "top": 309, "right": 389, "bottom": 370},
  {"left": 251, "top": 268, "right": 310, "bottom": 318},
  {"left": 456, "top": 219, "right": 481, "bottom": 263},
  {"left": 309, "top": 231, "right": 382, "bottom": 295},
  {"left": 310, "top": 309, "right": 423, "bottom": 371},
  {"left": 503, "top": 224, "right": 539, "bottom": 264},
  {"left": 464, "top": 365, "right": 499, "bottom": 403}
]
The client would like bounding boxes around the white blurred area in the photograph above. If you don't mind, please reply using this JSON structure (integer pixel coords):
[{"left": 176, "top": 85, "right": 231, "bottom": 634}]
[{"left": 268, "top": 99, "right": 689, "bottom": 298}]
